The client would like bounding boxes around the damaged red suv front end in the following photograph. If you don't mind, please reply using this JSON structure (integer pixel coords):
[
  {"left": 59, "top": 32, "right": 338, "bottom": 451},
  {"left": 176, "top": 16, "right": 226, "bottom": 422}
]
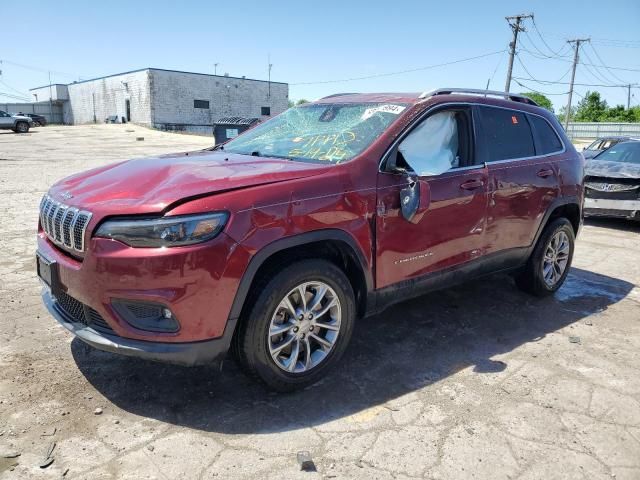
[{"left": 37, "top": 148, "right": 335, "bottom": 365}]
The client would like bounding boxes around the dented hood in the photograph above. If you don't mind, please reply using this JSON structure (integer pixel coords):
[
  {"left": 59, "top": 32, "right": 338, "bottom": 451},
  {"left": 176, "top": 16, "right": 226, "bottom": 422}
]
[
  {"left": 48, "top": 150, "right": 328, "bottom": 215},
  {"left": 585, "top": 159, "right": 640, "bottom": 180}
]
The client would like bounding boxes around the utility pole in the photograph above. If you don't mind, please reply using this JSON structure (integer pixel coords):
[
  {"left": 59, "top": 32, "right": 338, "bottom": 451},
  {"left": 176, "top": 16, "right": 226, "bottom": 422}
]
[
  {"left": 268, "top": 55, "right": 273, "bottom": 98},
  {"left": 504, "top": 13, "right": 533, "bottom": 93},
  {"left": 48, "top": 71, "right": 53, "bottom": 125},
  {"left": 214, "top": 63, "right": 219, "bottom": 75},
  {"left": 628, "top": 84, "right": 632, "bottom": 110},
  {"left": 564, "top": 38, "right": 590, "bottom": 130}
]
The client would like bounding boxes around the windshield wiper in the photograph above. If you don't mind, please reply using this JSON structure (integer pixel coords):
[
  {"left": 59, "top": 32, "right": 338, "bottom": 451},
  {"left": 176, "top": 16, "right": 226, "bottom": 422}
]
[{"left": 250, "top": 150, "right": 261, "bottom": 156}]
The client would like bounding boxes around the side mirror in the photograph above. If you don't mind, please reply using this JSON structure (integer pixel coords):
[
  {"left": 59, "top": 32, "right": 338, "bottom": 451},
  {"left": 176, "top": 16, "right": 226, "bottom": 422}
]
[{"left": 400, "top": 176, "right": 431, "bottom": 223}]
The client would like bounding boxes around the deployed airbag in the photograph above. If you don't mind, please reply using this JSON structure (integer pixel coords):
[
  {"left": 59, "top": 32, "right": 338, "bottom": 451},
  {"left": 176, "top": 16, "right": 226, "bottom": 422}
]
[{"left": 399, "top": 111, "right": 459, "bottom": 176}]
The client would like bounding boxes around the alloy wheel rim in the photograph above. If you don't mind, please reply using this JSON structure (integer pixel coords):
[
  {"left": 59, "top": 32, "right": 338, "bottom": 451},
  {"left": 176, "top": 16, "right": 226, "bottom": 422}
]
[
  {"left": 268, "top": 281, "right": 341, "bottom": 374},
  {"left": 542, "top": 231, "right": 570, "bottom": 287},
  {"left": 18, "top": 123, "right": 27, "bottom": 132}
]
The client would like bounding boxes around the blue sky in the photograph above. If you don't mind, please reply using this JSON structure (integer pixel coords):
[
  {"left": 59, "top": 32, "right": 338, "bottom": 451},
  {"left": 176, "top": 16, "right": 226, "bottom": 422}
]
[{"left": 2, "top": 0, "right": 639, "bottom": 111}]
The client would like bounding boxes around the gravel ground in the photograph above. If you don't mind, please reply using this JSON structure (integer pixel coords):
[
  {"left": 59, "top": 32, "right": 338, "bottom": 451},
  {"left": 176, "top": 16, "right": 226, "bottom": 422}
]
[{"left": 1, "top": 125, "right": 639, "bottom": 479}]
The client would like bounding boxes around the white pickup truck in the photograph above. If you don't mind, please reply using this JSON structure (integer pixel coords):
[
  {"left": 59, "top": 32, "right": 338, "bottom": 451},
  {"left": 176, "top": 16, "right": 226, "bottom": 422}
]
[{"left": 0, "top": 110, "right": 33, "bottom": 133}]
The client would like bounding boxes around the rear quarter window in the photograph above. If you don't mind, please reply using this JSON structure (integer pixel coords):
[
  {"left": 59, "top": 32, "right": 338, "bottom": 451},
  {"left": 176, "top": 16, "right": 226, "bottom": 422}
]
[
  {"left": 477, "top": 106, "right": 535, "bottom": 161},
  {"left": 528, "top": 115, "right": 563, "bottom": 155}
]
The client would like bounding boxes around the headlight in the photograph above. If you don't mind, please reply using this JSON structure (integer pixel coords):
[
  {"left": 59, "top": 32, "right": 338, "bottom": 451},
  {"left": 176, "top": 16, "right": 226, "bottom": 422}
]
[{"left": 95, "top": 212, "right": 228, "bottom": 247}]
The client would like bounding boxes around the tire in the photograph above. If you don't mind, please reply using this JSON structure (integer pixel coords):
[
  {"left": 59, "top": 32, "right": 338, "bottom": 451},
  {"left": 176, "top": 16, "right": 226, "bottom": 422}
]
[
  {"left": 235, "top": 259, "right": 356, "bottom": 391},
  {"left": 515, "top": 218, "right": 575, "bottom": 297},
  {"left": 15, "top": 122, "right": 29, "bottom": 133}
]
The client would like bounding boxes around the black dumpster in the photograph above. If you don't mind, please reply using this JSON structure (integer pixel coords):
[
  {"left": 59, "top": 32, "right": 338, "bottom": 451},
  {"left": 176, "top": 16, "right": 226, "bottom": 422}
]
[{"left": 214, "top": 117, "right": 260, "bottom": 145}]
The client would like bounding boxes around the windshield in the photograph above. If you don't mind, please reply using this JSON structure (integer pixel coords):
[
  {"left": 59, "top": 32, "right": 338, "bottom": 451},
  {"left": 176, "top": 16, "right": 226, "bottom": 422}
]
[
  {"left": 594, "top": 142, "right": 640, "bottom": 164},
  {"left": 221, "top": 102, "right": 408, "bottom": 163}
]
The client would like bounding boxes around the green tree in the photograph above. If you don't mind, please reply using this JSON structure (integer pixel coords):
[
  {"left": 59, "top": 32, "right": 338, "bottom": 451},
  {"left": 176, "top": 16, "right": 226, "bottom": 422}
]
[
  {"left": 557, "top": 105, "right": 577, "bottom": 124},
  {"left": 574, "top": 91, "right": 608, "bottom": 122},
  {"left": 288, "top": 99, "right": 310, "bottom": 108},
  {"left": 520, "top": 92, "right": 553, "bottom": 112},
  {"left": 603, "top": 105, "right": 634, "bottom": 122}
]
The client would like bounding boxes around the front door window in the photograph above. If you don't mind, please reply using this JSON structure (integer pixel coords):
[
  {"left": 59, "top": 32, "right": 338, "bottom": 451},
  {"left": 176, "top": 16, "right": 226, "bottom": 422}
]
[{"left": 398, "top": 111, "right": 460, "bottom": 176}]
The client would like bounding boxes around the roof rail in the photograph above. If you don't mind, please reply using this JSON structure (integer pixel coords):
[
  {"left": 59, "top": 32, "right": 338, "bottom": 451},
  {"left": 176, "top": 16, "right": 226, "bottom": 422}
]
[
  {"left": 320, "top": 92, "right": 360, "bottom": 99},
  {"left": 418, "top": 88, "right": 539, "bottom": 106}
]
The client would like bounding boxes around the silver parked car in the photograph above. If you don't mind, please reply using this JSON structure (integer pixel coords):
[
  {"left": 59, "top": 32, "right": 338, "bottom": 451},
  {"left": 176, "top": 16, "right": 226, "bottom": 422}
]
[
  {"left": 584, "top": 141, "right": 640, "bottom": 220},
  {"left": 582, "top": 136, "right": 638, "bottom": 159},
  {"left": 0, "top": 110, "right": 33, "bottom": 133}
]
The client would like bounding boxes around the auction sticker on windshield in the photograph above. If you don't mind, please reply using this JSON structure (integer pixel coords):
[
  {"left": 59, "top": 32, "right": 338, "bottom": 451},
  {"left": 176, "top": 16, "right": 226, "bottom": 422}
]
[{"left": 361, "top": 104, "right": 406, "bottom": 120}]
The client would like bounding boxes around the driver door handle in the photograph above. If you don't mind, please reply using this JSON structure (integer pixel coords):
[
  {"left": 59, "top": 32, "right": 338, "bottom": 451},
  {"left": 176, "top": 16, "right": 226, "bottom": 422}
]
[
  {"left": 460, "top": 179, "right": 484, "bottom": 190},
  {"left": 537, "top": 169, "right": 554, "bottom": 178}
]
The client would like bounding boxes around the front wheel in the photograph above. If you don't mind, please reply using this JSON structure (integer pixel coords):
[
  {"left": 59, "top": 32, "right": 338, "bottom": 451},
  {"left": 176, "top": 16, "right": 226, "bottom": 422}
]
[
  {"left": 235, "top": 259, "right": 355, "bottom": 391},
  {"left": 515, "top": 218, "right": 575, "bottom": 296},
  {"left": 15, "top": 122, "right": 29, "bottom": 133}
]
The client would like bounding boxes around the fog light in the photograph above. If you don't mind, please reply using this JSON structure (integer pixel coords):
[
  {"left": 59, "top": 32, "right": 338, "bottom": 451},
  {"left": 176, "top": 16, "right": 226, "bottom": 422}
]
[{"left": 111, "top": 299, "right": 179, "bottom": 333}]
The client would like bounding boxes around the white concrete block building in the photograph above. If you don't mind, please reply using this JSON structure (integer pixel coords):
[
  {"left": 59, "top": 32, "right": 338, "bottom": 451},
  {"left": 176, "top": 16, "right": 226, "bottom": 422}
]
[{"left": 30, "top": 68, "right": 289, "bottom": 133}]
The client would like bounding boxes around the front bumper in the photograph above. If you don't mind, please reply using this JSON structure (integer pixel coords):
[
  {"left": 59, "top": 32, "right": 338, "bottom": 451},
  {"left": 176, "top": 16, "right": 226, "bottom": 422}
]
[
  {"left": 584, "top": 198, "right": 640, "bottom": 219},
  {"left": 44, "top": 289, "right": 235, "bottom": 366},
  {"left": 37, "top": 229, "right": 252, "bottom": 346}
]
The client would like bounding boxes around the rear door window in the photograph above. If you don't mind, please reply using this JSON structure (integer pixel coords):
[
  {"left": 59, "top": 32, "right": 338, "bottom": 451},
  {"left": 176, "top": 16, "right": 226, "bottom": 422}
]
[
  {"left": 528, "top": 115, "right": 563, "bottom": 155},
  {"left": 476, "top": 106, "right": 535, "bottom": 162}
]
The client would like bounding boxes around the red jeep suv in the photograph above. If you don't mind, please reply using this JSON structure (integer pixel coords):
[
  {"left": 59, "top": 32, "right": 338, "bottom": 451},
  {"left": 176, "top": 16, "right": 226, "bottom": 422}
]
[{"left": 37, "top": 88, "right": 584, "bottom": 391}]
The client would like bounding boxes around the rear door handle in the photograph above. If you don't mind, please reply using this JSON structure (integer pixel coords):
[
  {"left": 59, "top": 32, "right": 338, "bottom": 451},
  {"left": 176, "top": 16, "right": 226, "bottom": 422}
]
[
  {"left": 460, "top": 179, "right": 484, "bottom": 190},
  {"left": 537, "top": 169, "right": 554, "bottom": 178}
]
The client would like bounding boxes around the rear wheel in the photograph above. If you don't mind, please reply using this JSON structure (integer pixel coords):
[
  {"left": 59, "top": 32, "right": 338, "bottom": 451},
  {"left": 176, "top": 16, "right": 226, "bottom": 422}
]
[
  {"left": 15, "top": 122, "right": 29, "bottom": 133},
  {"left": 235, "top": 259, "right": 355, "bottom": 391},
  {"left": 515, "top": 218, "right": 575, "bottom": 296}
]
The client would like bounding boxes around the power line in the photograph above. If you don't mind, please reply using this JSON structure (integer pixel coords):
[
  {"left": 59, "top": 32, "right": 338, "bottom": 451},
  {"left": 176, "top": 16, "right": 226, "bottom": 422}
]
[
  {"left": 513, "top": 76, "right": 637, "bottom": 89},
  {"left": 290, "top": 49, "right": 507, "bottom": 85},
  {"left": 579, "top": 49, "right": 621, "bottom": 85},
  {"left": 515, "top": 53, "right": 538, "bottom": 81},
  {"left": 518, "top": 35, "right": 569, "bottom": 60},
  {"left": 0, "top": 59, "right": 79, "bottom": 79},
  {"left": 538, "top": 31, "right": 640, "bottom": 48},
  {"left": 518, "top": 47, "right": 640, "bottom": 73},
  {"left": 552, "top": 65, "right": 574, "bottom": 83},
  {"left": 513, "top": 78, "right": 568, "bottom": 96},
  {"left": 486, "top": 51, "right": 506, "bottom": 90},
  {"left": 531, "top": 18, "right": 571, "bottom": 57},
  {"left": 0, "top": 79, "right": 29, "bottom": 98},
  {"left": 0, "top": 91, "right": 30, "bottom": 102},
  {"left": 522, "top": 31, "right": 562, "bottom": 59},
  {"left": 588, "top": 43, "right": 629, "bottom": 84}
]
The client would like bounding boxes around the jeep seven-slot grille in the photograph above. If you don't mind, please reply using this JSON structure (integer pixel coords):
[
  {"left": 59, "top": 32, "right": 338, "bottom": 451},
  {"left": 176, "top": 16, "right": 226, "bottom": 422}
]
[
  {"left": 39, "top": 195, "right": 92, "bottom": 253},
  {"left": 53, "top": 290, "right": 116, "bottom": 336}
]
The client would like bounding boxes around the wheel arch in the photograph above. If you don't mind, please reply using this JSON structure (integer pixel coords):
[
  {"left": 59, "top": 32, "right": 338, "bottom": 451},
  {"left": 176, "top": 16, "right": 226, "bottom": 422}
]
[
  {"left": 228, "top": 229, "right": 373, "bottom": 325},
  {"left": 530, "top": 197, "right": 581, "bottom": 256}
]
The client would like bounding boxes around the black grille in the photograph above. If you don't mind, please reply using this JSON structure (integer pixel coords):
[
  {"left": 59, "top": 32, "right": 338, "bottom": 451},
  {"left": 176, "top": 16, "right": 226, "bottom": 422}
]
[
  {"left": 56, "top": 290, "right": 85, "bottom": 321},
  {"left": 585, "top": 187, "right": 640, "bottom": 200},
  {"left": 125, "top": 303, "right": 163, "bottom": 319},
  {"left": 54, "top": 291, "right": 117, "bottom": 336}
]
